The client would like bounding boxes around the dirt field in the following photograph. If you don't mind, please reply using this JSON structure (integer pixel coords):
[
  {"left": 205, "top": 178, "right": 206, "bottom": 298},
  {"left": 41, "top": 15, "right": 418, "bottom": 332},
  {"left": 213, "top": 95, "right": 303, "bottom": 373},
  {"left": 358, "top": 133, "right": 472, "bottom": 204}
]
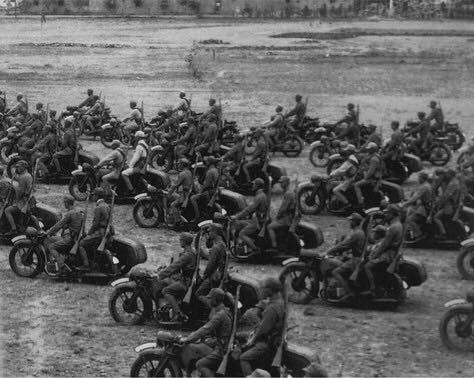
[{"left": 1, "top": 17, "right": 474, "bottom": 377}]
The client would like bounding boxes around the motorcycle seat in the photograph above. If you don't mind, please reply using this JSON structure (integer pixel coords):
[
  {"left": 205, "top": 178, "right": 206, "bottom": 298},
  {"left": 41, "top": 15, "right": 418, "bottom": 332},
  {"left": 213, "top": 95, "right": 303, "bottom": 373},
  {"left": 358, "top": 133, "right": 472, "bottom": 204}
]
[{"left": 300, "top": 250, "right": 320, "bottom": 258}]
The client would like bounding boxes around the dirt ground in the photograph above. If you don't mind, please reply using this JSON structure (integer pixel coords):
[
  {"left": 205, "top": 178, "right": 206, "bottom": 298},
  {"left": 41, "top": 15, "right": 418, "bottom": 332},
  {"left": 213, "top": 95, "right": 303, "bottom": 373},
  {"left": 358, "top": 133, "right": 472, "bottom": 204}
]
[{"left": 1, "top": 17, "right": 474, "bottom": 377}]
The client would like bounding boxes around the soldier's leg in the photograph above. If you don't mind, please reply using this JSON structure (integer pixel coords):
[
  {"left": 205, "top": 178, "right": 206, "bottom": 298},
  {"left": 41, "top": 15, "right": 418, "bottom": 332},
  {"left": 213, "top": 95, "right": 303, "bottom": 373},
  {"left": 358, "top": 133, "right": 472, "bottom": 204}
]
[
  {"left": 353, "top": 179, "right": 368, "bottom": 205},
  {"left": 195, "top": 278, "right": 212, "bottom": 308},
  {"left": 239, "top": 222, "right": 259, "bottom": 251},
  {"left": 85, "top": 115, "right": 94, "bottom": 131},
  {"left": 433, "top": 209, "right": 447, "bottom": 236},
  {"left": 363, "top": 260, "right": 378, "bottom": 292},
  {"left": 196, "top": 351, "right": 223, "bottom": 378},
  {"left": 162, "top": 282, "right": 187, "bottom": 320},
  {"left": 5, "top": 206, "right": 18, "bottom": 232},
  {"left": 267, "top": 219, "right": 283, "bottom": 248},
  {"left": 239, "top": 342, "right": 271, "bottom": 376},
  {"left": 242, "top": 160, "right": 258, "bottom": 183},
  {"left": 101, "top": 171, "right": 118, "bottom": 193},
  {"left": 121, "top": 167, "right": 135, "bottom": 192},
  {"left": 332, "top": 262, "right": 355, "bottom": 298},
  {"left": 77, "top": 234, "right": 101, "bottom": 269},
  {"left": 190, "top": 192, "right": 203, "bottom": 221},
  {"left": 49, "top": 237, "right": 73, "bottom": 270}
]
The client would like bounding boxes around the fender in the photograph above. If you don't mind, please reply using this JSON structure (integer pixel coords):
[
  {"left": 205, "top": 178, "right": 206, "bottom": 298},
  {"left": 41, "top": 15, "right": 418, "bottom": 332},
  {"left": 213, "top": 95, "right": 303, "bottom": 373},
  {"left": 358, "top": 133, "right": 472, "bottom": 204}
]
[
  {"left": 314, "top": 127, "right": 326, "bottom": 133},
  {"left": 0, "top": 137, "right": 9, "bottom": 143},
  {"left": 282, "top": 257, "right": 301, "bottom": 266},
  {"left": 134, "top": 193, "right": 150, "bottom": 202},
  {"left": 11, "top": 238, "right": 49, "bottom": 262},
  {"left": 9, "top": 153, "right": 19, "bottom": 159},
  {"left": 101, "top": 123, "right": 113, "bottom": 130},
  {"left": 309, "top": 140, "right": 322, "bottom": 149},
  {"left": 151, "top": 145, "right": 164, "bottom": 153},
  {"left": 457, "top": 145, "right": 469, "bottom": 156},
  {"left": 134, "top": 343, "right": 160, "bottom": 353},
  {"left": 365, "top": 207, "right": 383, "bottom": 216},
  {"left": 111, "top": 277, "right": 131, "bottom": 287},
  {"left": 444, "top": 299, "right": 468, "bottom": 308},
  {"left": 197, "top": 220, "right": 213, "bottom": 228},
  {"left": 11, "top": 234, "right": 28, "bottom": 245},
  {"left": 71, "top": 168, "right": 86, "bottom": 177},
  {"left": 460, "top": 238, "right": 474, "bottom": 248}
]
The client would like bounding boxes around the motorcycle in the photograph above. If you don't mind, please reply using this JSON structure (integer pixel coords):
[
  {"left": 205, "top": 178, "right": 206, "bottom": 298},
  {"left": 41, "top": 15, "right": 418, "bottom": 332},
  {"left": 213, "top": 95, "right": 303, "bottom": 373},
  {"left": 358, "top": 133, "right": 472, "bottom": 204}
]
[
  {"left": 297, "top": 175, "right": 404, "bottom": 216},
  {"left": 457, "top": 238, "right": 474, "bottom": 281},
  {"left": 6, "top": 147, "right": 99, "bottom": 184},
  {"left": 9, "top": 230, "right": 146, "bottom": 280},
  {"left": 246, "top": 126, "right": 304, "bottom": 157},
  {"left": 219, "top": 120, "right": 241, "bottom": 147},
  {"left": 100, "top": 121, "right": 139, "bottom": 149},
  {"left": 279, "top": 249, "right": 427, "bottom": 309},
  {"left": 405, "top": 136, "right": 452, "bottom": 166},
  {"left": 0, "top": 201, "right": 60, "bottom": 244},
  {"left": 326, "top": 152, "right": 422, "bottom": 185},
  {"left": 68, "top": 164, "right": 170, "bottom": 204},
  {"left": 364, "top": 207, "right": 472, "bottom": 250},
  {"left": 195, "top": 213, "right": 324, "bottom": 263},
  {"left": 133, "top": 187, "right": 247, "bottom": 230},
  {"left": 439, "top": 291, "right": 474, "bottom": 352},
  {"left": 130, "top": 329, "right": 315, "bottom": 377},
  {"left": 109, "top": 267, "right": 261, "bottom": 328},
  {"left": 309, "top": 136, "right": 342, "bottom": 168},
  {"left": 406, "top": 120, "right": 465, "bottom": 151}
]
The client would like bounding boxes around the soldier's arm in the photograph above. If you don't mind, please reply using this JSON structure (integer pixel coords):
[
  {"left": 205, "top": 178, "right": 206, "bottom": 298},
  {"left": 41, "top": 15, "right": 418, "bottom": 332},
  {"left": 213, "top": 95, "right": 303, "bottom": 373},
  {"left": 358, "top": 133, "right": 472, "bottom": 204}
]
[
  {"left": 186, "top": 313, "right": 223, "bottom": 342},
  {"left": 327, "top": 234, "right": 354, "bottom": 256},
  {"left": 158, "top": 253, "right": 190, "bottom": 279},
  {"left": 364, "top": 158, "right": 377, "bottom": 179},
  {"left": 253, "top": 307, "right": 278, "bottom": 341},
  {"left": 235, "top": 195, "right": 263, "bottom": 219},
  {"left": 276, "top": 193, "right": 290, "bottom": 219},
  {"left": 203, "top": 244, "right": 221, "bottom": 279},
  {"left": 285, "top": 106, "right": 297, "bottom": 118},
  {"left": 377, "top": 226, "right": 396, "bottom": 253},
  {"left": 88, "top": 207, "right": 101, "bottom": 235},
  {"left": 96, "top": 151, "right": 117, "bottom": 168},
  {"left": 47, "top": 213, "right": 70, "bottom": 236}
]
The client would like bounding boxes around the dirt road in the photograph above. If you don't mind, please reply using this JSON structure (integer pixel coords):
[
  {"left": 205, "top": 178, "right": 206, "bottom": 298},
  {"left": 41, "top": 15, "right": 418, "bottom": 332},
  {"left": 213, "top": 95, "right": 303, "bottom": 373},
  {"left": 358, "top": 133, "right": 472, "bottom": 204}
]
[{"left": 1, "top": 17, "right": 474, "bottom": 376}]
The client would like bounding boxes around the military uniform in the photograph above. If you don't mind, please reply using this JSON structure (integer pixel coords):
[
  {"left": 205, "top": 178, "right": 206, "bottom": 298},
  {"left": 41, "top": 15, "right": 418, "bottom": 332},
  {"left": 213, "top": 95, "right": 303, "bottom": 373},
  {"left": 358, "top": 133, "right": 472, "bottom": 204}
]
[
  {"left": 195, "top": 122, "right": 218, "bottom": 155},
  {"left": 235, "top": 188, "right": 268, "bottom": 240},
  {"left": 84, "top": 101, "right": 103, "bottom": 131},
  {"left": 195, "top": 236, "right": 227, "bottom": 298},
  {"left": 434, "top": 176, "right": 461, "bottom": 235},
  {"left": 122, "top": 139, "right": 148, "bottom": 191},
  {"left": 78, "top": 94, "right": 96, "bottom": 109},
  {"left": 354, "top": 152, "right": 382, "bottom": 203},
  {"left": 53, "top": 128, "right": 77, "bottom": 169},
  {"left": 190, "top": 164, "right": 219, "bottom": 220},
  {"left": 124, "top": 107, "right": 142, "bottom": 135},
  {"left": 174, "top": 124, "right": 196, "bottom": 159},
  {"left": 47, "top": 207, "right": 83, "bottom": 266},
  {"left": 286, "top": 101, "right": 306, "bottom": 128},
  {"left": 222, "top": 140, "right": 245, "bottom": 172},
  {"left": 367, "top": 218, "right": 403, "bottom": 265},
  {"left": 243, "top": 136, "right": 267, "bottom": 182},
  {"left": 169, "top": 168, "right": 193, "bottom": 211},
  {"left": 34, "top": 131, "right": 57, "bottom": 173},
  {"left": 98, "top": 147, "right": 127, "bottom": 185},
  {"left": 240, "top": 296, "right": 285, "bottom": 373},
  {"left": 427, "top": 107, "right": 444, "bottom": 131},
  {"left": 327, "top": 228, "right": 366, "bottom": 277}
]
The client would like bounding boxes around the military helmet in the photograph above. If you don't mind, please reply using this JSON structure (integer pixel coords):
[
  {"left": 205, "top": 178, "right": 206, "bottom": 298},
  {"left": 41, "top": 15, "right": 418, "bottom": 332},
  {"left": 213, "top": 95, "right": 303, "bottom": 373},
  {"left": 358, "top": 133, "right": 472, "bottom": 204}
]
[
  {"left": 179, "top": 232, "right": 194, "bottom": 245},
  {"left": 252, "top": 177, "right": 265, "bottom": 189},
  {"left": 206, "top": 288, "right": 226, "bottom": 303},
  {"left": 261, "top": 277, "right": 283, "bottom": 294}
]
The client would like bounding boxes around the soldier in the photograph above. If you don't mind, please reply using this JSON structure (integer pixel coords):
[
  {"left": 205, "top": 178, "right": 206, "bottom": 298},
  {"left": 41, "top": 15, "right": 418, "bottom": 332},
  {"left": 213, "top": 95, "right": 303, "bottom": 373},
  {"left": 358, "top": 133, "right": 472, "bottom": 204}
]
[
  {"left": 402, "top": 172, "right": 432, "bottom": 239},
  {"left": 122, "top": 131, "right": 148, "bottom": 194},
  {"left": 95, "top": 140, "right": 127, "bottom": 191},
  {"left": 242, "top": 128, "right": 267, "bottom": 183},
  {"left": 267, "top": 176, "right": 296, "bottom": 250},
  {"left": 0, "top": 90, "right": 6, "bottom": 113},
  {"left": 167, "top": 158, "right": 193, "bottom": 224},
  {"left": 0, "top": 166, "right": 12, "bottom": 209},
  {"left": 4, "top": 161, "right": 33, "bottom": 234},
  {"left": 284, "top": 94, "right": 306, "bottom": 128},
  {"left": 363, "top": 204, "right": 403, "bottom": 296},
  {"left": 32, "top": 125, "right": 57, "bottom": 175},
  {"left": 353, "top": 142, "right": 382, "bottom": 206},
  {"left": 433, "top": 168, "right": 460, "bottom": 240},
  {"left": 6, "top": 94, "right": 28, "bottom": 121},
  {"left": 329, "top": 146, "right": 359, "bottom": 210},
  {"left": 200, "top": 98, "right": 221, "bottom": 123},
  {"left": 239, "top": 277, "right": 285, "bottom": 376},
  {"left": 231, "top": 178, "right": 268, "bottom": 252},
  {"left": 196, "top": 223, "right": 227, "bottom": 307},
  {"left": 78, "top": 89, "right": 95, "bottom": 109},
  {"left": 83, "top": 95, "right": 102, "bottom": 131},
  {"left": 180, "top": 288, "right": 232, "bottom": 377},
  {"left": 221, "top": 134, "right": 245, "bottom": 174},
  {"left": 52, "top": 118, "right": 77, "bottom": 173},
  {"left": 336, "top": 103, "right": 357, "bottom": 126},
  {"left": 195, "top": 114, "right": 218, "bottom": 155},
  {"left": 325, "top": 213, "right": 365, "bottom": 300},
  {"left": 409, "top": 111, "right": 432, "bottom": 150},
  {"left": 384, "top": 121, "right": 404, "bottom": 161},
  {"left": 173, "top": 91, "right": 190, "bottom": 115},
  {"left": 174, "top": 117, "right": 196, "bottom": 159},
  {"left": 33, "top": 102, "right": 46, "bottom": 125},
  {"left": 264, "top": 105, "right": 285, "bottom": 147},
  {"left": 190, "top": 156, "right": 219, "bottom": 221},
  {"left": 45, "top": 195, "right": 83, "bottom": 273},
  {"left": 123, "top": 100, "right": 142, "bottom": 137},
  {"left": 427, "top": 100, "right": 444, "bottom": 132},
  {"left": 156, "top": 232, "right": 197, "bottom": 322},
  {"left": 77, "top": 188, "right": 115, "bottom": 271}
]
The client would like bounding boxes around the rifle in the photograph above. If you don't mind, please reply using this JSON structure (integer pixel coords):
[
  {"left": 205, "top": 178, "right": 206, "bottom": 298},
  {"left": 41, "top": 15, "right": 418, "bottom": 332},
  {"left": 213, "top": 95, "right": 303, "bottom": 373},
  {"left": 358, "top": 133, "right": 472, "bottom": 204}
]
[
  {"left": 271, "top": 283, "right": 288, "bottom": 370},
  {"left": 100, "top": 95, "right": 106, "bottom": 124},
  {"left": 289, "top": 178, "right": 300, "bottom": 233},
  {"left": 70, "top": 191, "right": 90, "bottom": 255},
  {"left": 217, "top": 285, "right": 241, "bottom": 376},
  {"left": 45, "top": 103, "right": 49, "bottom": 127},
  {"left": 234, "top": 135, "right": 247, "bottom": 177},
  {"left": 208, "top": 163, "right": 223, "bottom": 208},
  {"left": 258, "top": 177, "right": 272, "bottom": 238},
  {"left": 349, "top": 213, "right": 373, "bottom": 282},
  {"left": 218, "top": 248, "right": 229, "bottom": 289},
  {"left": 183, "top": 237, "right": 200, "bottom": 304},
  {"left": 140, "top": 101, "right": 145, "bottom": 130},
  {"left": 25, "top": 94, "right": 29, "bottom": 114},
  {"left": 218, "top": 98, "right": 223, "bottom": 130},
  {"left": 22, "top": 160, "right": 40, "bottom": 214},
  {"left": 182, "top": 161, "right": 202, "bottom": 209},
  {"left": 387, "top": 220, "right": 407, "bottom": 274},
  {"left": 0, "top": 178, "right": 14, "bottom": 220},
  {"left": 97, "top": 190, "right": 116, "bottom": 253},
  {"left": 297, "top": 96, "right": 309, "bottom": 130}
]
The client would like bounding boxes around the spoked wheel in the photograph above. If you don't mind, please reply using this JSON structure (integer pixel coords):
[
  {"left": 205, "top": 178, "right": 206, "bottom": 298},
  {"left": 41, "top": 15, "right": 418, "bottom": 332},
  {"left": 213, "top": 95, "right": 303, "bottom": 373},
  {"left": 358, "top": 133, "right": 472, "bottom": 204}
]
[
  {"left": 326, "top": 157, "right": 344, "bottom": 175},
  {"left": 133, "top": 200, "right": 162, "bottom": 228},
  {"left": 279, "top": 264, "right": 318, "bottom": 304},
  {"left": 446, "top": 129, "right": 465, "bottom": 151},
  {"left": 281, "top": 136, "right": 303, "bottom": 157},
  {"left": 100, "top": 128, "right": 121, "bottom": 149},
  {"left": 68, "top": 176, "right": 94, "bottom": 201},
  {"left": 309, "top": 146, "right": 330, "bottom": 168},
  {"left": 9, "top": 244, "right": 44, "bottom": 278},
  {"left": 298, "top": 187, "right": 324, "bottom": 215},
  {"left": 439, "top": 305, "right": 474, "bottom": 352},
  {"left": 130, "top": 352, "right": 182, "bottom": 377},
  {"left": 149, "top": 150, "right": 173, "bottom": 172},
  {"left": 457, "top": 248, "right": 474, "bottom": 281},
  {"left": 108, "top": 284, "right": 150, "bottom": 325},
  {"left": 429, "top": 144, "right": 451, "bottom": 166}
]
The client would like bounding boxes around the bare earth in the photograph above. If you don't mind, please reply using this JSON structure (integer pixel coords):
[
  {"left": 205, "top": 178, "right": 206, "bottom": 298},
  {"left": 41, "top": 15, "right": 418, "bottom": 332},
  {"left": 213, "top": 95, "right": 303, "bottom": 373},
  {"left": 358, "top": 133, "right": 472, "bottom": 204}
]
[{"left": 1, "top": 17, "right": 474, "bottom": 377}]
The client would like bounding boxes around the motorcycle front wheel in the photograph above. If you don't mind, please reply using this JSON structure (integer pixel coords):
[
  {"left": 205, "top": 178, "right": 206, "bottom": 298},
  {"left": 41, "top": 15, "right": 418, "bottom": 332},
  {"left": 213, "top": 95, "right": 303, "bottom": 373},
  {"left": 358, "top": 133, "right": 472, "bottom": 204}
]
[
  {"left": 100, "top": 128, "right": 121, "bottom": 149},
  {"left": 279, "top": 263, "right": 319, "bottom": 304},
  {"left": 298, "top": 187, "right": 324, "bottom": 215},
  {"left": 108, "top": 284, "right": 151, "bottom": 325},
  {"left": 429, "top": 144, "right": 451, "bottom": 166},
  {"left": 68, "top": 176, "right": 94, "bottom": 201},
  {"left": 439, "top": 305, "right": 474, "bottom": 352},
  {"left": 9, "top": 243, "right": 45, "bottom": 278},
  {"left": 133, "top": 200, "right": 162, "bottom": 228},
  {"left": 446, "top": 129, "right": 465, "bottom": 151},
  {"left": 130, "top": 352, "right": 182, "bottom": 377},
  {"left": 149, "top": 150, "right": 173, "bottom": 172},
  {"left": 457, "top": 247, "right": 474, "bottom": 281},
  {"left": 309, "top": 146, "right": 330, "bottom": 168},
  {"left": 281, "top": 136, "right": 303, "bottom": 157}
]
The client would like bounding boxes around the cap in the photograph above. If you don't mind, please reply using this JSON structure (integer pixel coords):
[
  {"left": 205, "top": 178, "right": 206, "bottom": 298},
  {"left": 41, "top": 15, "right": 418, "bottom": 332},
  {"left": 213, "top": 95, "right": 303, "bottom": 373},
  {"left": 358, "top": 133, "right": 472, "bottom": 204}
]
[
  {"left": 206, "top": 287, "right": 226, "bottom": 302},
  {"left": 204, "top": 156, "right": 218, "bottom": 165},
  {"left": 366, "top": 142, "right": 378, "bottom": 151},
  {"left": 276, "top": 105, "right": 283, "bottom": 112},
  {"left": 111, "top": 140, "right": 121, "bottom": 149},
  {"left": 63, "top": 195, "right": 75, "bottom": 205},
  {"left": 347, "top": 212, "right": 363, "bottom": 223},
  {"left": 252, "top": 177, "right": 265, "bottom": 188},
  {"left": 135, "top": 130, "right": 146, "bottom": 139},
  {"left": 15, "top": 160, "right": 29, "bottom": 169},
  {"left": 179, "top": 232, "right": 194, "bottom": 245},
  {"left": 248, "top": 369, "right": 271, "bottom": 378},
  {"left": 384, "top": 204, "right": 401, "bottom": 216},
  {"left": 278, "top": 176, "right": 290, "bottom": 185}
]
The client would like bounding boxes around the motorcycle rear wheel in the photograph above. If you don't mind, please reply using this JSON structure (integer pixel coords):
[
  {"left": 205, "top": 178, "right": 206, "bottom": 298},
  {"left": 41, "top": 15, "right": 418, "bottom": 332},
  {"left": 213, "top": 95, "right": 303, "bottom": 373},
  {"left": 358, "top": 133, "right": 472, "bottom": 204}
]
[
  {"left": 457, "top": 248, "right": 474, "bottom": 281},
  {"left": 9, "top": 243, "right": 44, "bottom": 278},
  {"left": 298, "top": 187, "right": 324, "bottom": 215},
  {"left": 446, "top": 129, "right": 465, "bottom": 151},
  {"left": 108, "top": 284, "right": 151, "bottom": 325},
  {"left": 309, "top": 146, "right": 330, "bottom": 168},
  {"left": 100, "top": 128, "right": 121, "bottom": 149},
  {"left": 279, "top": 264, "right": 319, "bottom": 305},
  {"left": 281, "top": 136, "right": 303, "bottom": 157},
  {"left": 68, "top": 176, "right": 94, "bottom": 201},
  {"left": 439, "top": 305, "right": 474, "bottom": 352},
  {"left": 133, "top": 200, "right": 162, "bottom": 228},
  {"left": 130, "top": 352, "right": 182, "bottom": 377}
]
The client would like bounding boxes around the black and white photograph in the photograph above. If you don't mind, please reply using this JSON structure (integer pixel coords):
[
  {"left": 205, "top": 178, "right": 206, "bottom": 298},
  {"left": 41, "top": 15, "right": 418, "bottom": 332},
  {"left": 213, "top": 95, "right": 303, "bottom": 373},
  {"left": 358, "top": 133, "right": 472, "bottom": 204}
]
[{"left": 0, "top": 0, "right": 473, "bottom": 376}]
